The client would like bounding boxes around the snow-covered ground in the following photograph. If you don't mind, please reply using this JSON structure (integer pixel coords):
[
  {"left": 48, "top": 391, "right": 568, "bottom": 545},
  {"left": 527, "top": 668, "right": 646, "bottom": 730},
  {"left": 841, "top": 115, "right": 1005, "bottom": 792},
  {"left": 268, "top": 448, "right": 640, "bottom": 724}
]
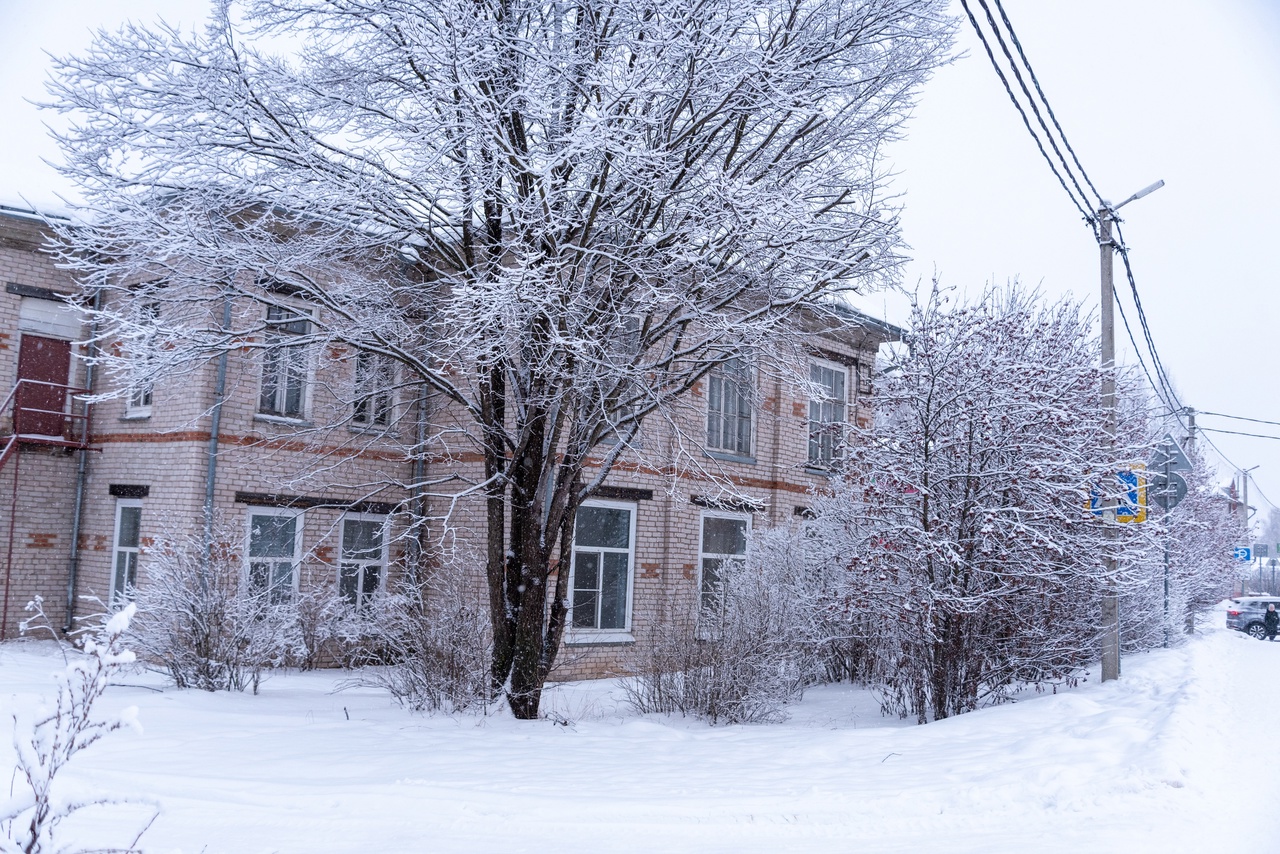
[{"left": 2, "top": 613, "right": 1273, "bottom": 853}]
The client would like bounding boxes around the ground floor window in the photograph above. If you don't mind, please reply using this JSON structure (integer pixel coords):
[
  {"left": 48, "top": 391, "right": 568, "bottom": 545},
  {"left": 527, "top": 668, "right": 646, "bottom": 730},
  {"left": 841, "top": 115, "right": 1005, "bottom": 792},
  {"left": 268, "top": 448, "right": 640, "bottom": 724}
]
[
  {"left": 339, "top": 514, "right": 386, "bottom": 610},
  {"left": 110, "top": 499, "right": 142, "bottom": 605},
  {"left": 247, "top": 509, "right": 302, "bottom": 603},
  {"left": 570, "top": 501, "right": 636, "bottom": 631},
  {"left": 699, "top": 511, "right": 750, "bottom": 613}
]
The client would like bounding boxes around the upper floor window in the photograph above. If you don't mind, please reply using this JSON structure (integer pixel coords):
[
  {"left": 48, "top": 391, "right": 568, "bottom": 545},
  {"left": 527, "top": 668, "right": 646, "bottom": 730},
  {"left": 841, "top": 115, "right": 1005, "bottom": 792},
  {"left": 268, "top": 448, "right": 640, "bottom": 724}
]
[
  {"left": 706, "top": 357, "right": 753, "bottom": 458},
  {"left": 126, "top": 383, "right": 154, "bottom": 418},
  {"left": 339, "top": 514, "right": 386, "bottom": 611},
  {"left": 569, "top": 501, "right": 635, "bottom": 632},
  {"left": 352, "top": 351, "right": 395, "bottom": 428},
  {"left": 123, "top": 302, "right": 159, "bottom": 419},
  {"left": 258, "top": 304, "right": 312, "bottom": 419},
  {"left": 808, "top": 360, "right": 848, "bottom": 468},
  {"left": 603, "top": 314, "right": 642, "bottom": 440}
]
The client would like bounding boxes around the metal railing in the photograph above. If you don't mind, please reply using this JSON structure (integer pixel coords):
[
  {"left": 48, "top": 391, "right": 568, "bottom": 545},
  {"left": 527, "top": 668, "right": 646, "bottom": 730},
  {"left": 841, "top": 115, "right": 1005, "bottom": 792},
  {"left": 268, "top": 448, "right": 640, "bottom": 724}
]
[{"left": 0, "top": 378, "right": 93, "bottom": 470}]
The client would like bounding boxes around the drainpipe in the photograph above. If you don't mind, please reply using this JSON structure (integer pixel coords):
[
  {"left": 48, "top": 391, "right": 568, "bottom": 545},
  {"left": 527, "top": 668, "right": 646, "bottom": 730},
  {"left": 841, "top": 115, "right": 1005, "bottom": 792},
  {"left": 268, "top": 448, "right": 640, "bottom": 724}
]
[
  {"left": 407, "top": 384, "right": 430, "bottom": 586},
  {"left": 63, "top": 288, "right": 102, "bottom": 632},
  {"left": 202, "top": 295, "right": 234, "bottom": 569}
]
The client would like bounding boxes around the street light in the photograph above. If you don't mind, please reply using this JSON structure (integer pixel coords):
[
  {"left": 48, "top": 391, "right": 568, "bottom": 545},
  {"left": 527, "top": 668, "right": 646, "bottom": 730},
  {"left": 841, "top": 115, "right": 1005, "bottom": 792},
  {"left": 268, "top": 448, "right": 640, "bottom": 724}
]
[
  {"left": 1111, "top": 179, "right": 1166, "bottom": 212},
  {"left": 1099, "top": 178, "right": 1164, "bottom": 683}
]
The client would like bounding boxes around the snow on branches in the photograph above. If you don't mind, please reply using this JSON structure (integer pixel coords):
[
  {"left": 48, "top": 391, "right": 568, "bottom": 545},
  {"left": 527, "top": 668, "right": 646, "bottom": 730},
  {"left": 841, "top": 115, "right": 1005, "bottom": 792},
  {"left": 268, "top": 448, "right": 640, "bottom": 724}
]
[
  {"left": 3, "top": 600, "right": 155, "bottom": 854},
  {"left": 809, "top": 287, "right": 1156, "bottom": 722},
  {"left": 46, "top": 0, "right": 954, "bottom": 717}
]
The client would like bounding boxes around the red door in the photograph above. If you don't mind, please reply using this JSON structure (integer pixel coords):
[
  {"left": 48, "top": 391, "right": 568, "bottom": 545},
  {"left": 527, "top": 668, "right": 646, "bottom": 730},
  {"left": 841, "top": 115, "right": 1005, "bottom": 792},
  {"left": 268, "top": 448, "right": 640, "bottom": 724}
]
[{"left": 15, "top": 335, "right": 71, "bottom": 437}]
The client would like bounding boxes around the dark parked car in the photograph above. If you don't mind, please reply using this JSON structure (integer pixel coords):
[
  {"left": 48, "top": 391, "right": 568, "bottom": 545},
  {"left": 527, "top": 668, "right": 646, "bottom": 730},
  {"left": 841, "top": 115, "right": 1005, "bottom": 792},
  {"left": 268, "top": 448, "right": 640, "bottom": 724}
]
[{"left": 1226, "top": 597, "right": 1280, "bottom": 639}]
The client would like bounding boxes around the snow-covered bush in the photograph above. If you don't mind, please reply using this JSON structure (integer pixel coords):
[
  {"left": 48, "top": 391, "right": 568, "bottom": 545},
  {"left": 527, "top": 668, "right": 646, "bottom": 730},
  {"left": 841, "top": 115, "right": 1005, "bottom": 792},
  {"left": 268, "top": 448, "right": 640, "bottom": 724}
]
[
  {"left": 623, "top": 532, "right": 821, "bottom": 724},
  {"left": 128, "top": 525, "right": 305, "bottom": 693},
  {"left": 809, "top": 287, "right": 1153, "bottom": 723},
  {"left": 1121, "top": 453, "right": 1243, "bottom": 649},
  {"left": 346, "top": 573, "right": 492, "bottom": 713},
  {"left": 293, "top": 585, "right": 364, "bottom": 671},
  {"left": 4, "top": 600, "right": 156, "bottom": 853}
]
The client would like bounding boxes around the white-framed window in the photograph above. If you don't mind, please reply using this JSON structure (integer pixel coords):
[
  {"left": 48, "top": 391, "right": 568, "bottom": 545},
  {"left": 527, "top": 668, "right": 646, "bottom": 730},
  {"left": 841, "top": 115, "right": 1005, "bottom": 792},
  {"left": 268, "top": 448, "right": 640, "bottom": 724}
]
[
  {"left": 123, "top": 302, "right": 158, "bottom": 419},
  {"left": 338, "top": 513, "right": 387, "bottom": 611},
  {"left": 352, "top": 350, "right": 395, "bottom": 428},
  {"left": 605, "top": 314, "right": 642, "bottom": 435},
  {"left": 110, "top": 499, "right": 143, "bottom": 606},
  {"left": 699, "top": 511, "right": 750, "bottom": 614},
  {"left": 569, "top": 500, "right": 636, "bottom": 633},
  {"left": 246, "top": 508, "right": 303, "bottom": 603},
  {"left": 808, "top": 359, "right": 849, "bottom": 468},
  {"left": 706, "top": 357, "right": 753, "bottom": 457},
  {"left": 125, "top": 383, "right": 153, "bottom": 418},
  {"left": 258, "top": 303, "right": 312, "bottom": 419}
]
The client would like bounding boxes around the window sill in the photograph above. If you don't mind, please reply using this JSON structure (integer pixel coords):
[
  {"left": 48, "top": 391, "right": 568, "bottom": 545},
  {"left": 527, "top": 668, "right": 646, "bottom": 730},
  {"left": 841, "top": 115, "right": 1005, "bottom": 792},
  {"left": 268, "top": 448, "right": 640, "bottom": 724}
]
[
  {"left": 565, "top": 631, "right": 635, "bottom": 647},
  {"left": 254, "top": 413, "right": 313, "bottom": 428},
  {"left": 120, "top": 412, "right": 151, "bottom": 421},
  {"left": 705, "top": 450, "right": 756, "bottom": 465},
  {"left": 348, "top": 423, "right": 397, "bottom": 437},
  {"left": 804, "top": 465, "right": 838, "bottom": 478}
]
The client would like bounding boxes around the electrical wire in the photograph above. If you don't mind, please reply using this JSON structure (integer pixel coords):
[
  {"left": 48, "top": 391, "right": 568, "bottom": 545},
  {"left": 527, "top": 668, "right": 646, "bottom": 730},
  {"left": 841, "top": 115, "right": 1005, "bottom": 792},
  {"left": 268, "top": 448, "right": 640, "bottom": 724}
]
[
  {"left": 1113, "top": 227, "right": 1182, "bottom": 414},
  {"left": 958, "top": 0, "right": 1097, "bottom": 229},
  {"left": 961, "top": 0, "right": 1268, "bottom": 490},
  {"left": 991, "top": 0, "right": 1105, "bottom": 206},
  {"left": 961, "top": 0, "right": 1180, "bottom": 408},
  {"left": 978, "top": 0, "right": 1101, "bottom": 212},
  {"left": 1200, "top": 427, "right": 1280, "bottom": 442},
  {"left": 1113, "top": 287, "right": 1180, "bottom": 420},
  {"left": 1198, "top": 410, "right": 1280, "bottom": 429},
  {"left": 1197, "top": 430, "right": 1278, "bottom": 512}
]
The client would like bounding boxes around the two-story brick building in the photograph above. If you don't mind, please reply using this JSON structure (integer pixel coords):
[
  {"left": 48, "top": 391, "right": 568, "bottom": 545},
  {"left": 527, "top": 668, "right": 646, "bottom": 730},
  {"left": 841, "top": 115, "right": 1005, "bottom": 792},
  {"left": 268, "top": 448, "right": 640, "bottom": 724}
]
[{"left": 0, "top": 204, "right": 900, "bottom": 678}]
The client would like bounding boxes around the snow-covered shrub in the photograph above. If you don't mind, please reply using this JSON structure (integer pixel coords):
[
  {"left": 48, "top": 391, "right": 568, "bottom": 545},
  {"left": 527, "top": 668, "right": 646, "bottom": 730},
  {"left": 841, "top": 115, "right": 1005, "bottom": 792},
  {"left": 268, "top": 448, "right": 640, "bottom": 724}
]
[
  {"left": 622, "top": 532, "right": 821, "bottom": 724},
  {"left": 346, "top": 573, "right": 491, "bottom": 713},
  {"left": 4, "top": 599, "right": 156, "bottom": 853},
  {"left": 809, "top": 287, "right": 1154, "bottom": 723},
  {"left": 128, "top": 525, "right": 304, "bottom": 693},
  {"left": 1121, "top": 455, "right": 1243, "bottom": 650},
  {"left": 292, "top": 586, "right": 363, "bottom": 671}
]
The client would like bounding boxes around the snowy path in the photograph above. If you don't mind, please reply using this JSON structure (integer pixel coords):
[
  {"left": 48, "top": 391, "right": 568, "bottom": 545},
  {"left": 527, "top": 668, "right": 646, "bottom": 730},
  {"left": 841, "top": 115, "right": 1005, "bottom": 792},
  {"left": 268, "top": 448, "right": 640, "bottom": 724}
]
[{"left": 2, "top": 623, "right": 1277, "bottom": 853}]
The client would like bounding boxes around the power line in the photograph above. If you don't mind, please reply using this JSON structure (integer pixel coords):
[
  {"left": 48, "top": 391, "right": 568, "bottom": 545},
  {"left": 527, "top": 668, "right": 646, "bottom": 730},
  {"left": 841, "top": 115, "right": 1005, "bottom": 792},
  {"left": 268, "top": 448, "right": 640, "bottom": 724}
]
[
  {"left": 959, "top": 0, "right": 1097, "bottom": 229},
  {"left": 1198, "top": 430, "right": 1278, "bottom": 512},
  {"left": 1200, "top": 426, "right": 1280, "bottom": 442},
  {"left": 962, "top": 0, "right": 1184, "bottom": 417},
  {"left": 978, "top": 0, "right": 1101, "bottom": 211},
  {"left": 1113, "top": 286, "right": 1180, "bottom": 420},
  {"left": 1113, "top": 223, "right": 1182, "bottom": 413},
  {"left": 1251, "top": 478, "right": 1278, "bottom": 514},
  {"left": 962, "top": 0, "right": 1246, "bottom": 496},
  {"left": 1199, "top": 410, "right": 1280, "bottom": 429},
  {"left": 991, "top": 0, "right": 1104, "bottom": 205}
]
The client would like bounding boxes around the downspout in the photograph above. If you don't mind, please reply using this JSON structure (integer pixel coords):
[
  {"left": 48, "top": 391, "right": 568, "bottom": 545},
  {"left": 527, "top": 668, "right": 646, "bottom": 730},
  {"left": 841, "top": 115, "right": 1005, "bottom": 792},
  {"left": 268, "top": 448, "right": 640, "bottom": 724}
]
[
  {"left": 407, "top": 385, "right": 430, "bottom": 586},
  {"left": 203, "top": 295, "right": 234, "bottom": 567},
  {"left": 63, "top": 287, "right": 102, "bottom": 632}
]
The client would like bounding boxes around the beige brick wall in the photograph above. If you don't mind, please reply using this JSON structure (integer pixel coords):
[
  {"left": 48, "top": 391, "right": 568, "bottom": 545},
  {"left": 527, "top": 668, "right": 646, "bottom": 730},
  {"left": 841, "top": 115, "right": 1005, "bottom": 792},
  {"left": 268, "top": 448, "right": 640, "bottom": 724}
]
[
  {"left": 0, "top": 212, "right": 86, "bottom": 637},
  {"left": 0, "top": 210, "right": 892, "bottom": 682}
]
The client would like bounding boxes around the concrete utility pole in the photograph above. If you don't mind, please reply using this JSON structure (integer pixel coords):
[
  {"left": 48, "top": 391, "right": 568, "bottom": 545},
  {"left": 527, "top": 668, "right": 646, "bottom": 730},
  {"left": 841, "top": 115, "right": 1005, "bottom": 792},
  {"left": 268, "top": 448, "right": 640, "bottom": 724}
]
[
  {"left": 1097, "top": 179, "right": 1163, "bottom": 684},
  {"left": 1099, "top": 206, "right": 1120, "bottom": 682}
]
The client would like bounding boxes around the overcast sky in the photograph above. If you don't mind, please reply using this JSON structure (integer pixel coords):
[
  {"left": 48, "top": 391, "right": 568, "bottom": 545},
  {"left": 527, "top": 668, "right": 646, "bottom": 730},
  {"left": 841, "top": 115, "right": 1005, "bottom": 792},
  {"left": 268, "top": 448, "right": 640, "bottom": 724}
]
[{"left": 2, "top": 0, "right": 1279, "bottom": 532}]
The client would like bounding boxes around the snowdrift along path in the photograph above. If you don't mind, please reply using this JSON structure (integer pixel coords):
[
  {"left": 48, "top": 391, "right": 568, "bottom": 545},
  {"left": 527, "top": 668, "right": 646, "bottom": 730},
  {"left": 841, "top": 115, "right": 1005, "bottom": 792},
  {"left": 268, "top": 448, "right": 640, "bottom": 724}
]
[{"left": 1, "top": 622, "right": 1276, "bottom": 853}]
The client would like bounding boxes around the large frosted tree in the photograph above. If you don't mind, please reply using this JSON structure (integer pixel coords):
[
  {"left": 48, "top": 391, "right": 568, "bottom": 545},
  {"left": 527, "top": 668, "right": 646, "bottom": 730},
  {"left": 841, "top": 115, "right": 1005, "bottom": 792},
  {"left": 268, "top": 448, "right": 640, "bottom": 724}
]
[{"left": 47, "top": 0, "right": 952, "bottom": 717}]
